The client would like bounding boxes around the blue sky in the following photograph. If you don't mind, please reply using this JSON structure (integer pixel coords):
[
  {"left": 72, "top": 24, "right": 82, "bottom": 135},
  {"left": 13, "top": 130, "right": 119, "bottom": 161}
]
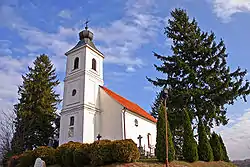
[{"left": 1, "top": 0, "right": 250, "bottom": 160}]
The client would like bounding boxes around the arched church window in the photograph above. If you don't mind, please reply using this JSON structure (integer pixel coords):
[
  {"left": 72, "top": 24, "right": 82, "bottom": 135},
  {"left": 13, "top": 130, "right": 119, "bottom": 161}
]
[
  {"left": 74, "top": 57, "right": 79, "bottom": 70},
  {"left": 92, "top": 58, "right": 96, "bottom": 71},
  {"left": 72, "top": 89, "right": 77, "bottom": 96},
  {"left": 70, "top": 116, "right": 74, "bottom": 126},
  {"left": 135, "top": 119, "right": 138, "bottom": 127}
]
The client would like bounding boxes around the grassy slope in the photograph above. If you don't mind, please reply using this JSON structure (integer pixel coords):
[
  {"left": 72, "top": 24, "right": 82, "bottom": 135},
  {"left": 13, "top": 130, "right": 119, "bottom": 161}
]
[
  {"left": 49, "top": 161, "right": 237, "bottom": 167},
  {"left": 102, "top": 161, "right": 237, "bottom": 167}
]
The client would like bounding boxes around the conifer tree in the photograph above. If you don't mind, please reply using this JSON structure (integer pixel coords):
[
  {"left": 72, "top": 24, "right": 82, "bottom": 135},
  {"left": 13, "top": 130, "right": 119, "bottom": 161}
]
[
  {"left": 219, "top": 135, "right": 230, "bottom": 162},
  {"left": 167, "top": 120, "right": 175, "bottom": 162},
  {"left": 210, "top": 132, "right": 223, "bottom": 161},
  {"left": 198, "top": 121, "right": 213, "bottom": 161},
  {"left": 147, "top": 8, "right": 250, "bottom": 133},
  {"left": 151, "top": 89, "right": 164, "bottom": 119},
  {"left": 156, "top": 103, "right": 175, "bottom": 162},
  {"left": 11, "top": 54, "right": 60, "bottom": 154},
  {"left": 183, "top": 109, "right": 198, "bottom": 162}
]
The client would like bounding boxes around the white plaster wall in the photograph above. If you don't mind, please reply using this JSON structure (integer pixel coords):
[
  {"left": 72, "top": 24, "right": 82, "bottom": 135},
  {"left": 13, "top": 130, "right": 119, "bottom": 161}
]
[
  {"left": 100, "top": 88, "right": 123, "bottom": 140},
  {"left": 125, "top": 111, "right": 156, "bottom": 154},
  {"left": 63, "top": 79, "right": 81, "bottom": 106},
  {"left": 59, "top": 109, "right": 83, "bottom": 145},
  {"left": 83, "top": 47, "right": 104, "bottom": 109}
]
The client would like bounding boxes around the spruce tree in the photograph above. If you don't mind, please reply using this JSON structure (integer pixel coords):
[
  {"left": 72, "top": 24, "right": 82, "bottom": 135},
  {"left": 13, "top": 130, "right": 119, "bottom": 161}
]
[
  {"left": 219, "top": 135, "right": 230, "bottom": 162},
  {"left": 198, "top": 121, "right": 213, "bottom": 162},
  {"left": 147, "top": 8, "right": 250, "bottom": 133},
  {"left": 151, "top": 89, "right": 164, "bottom": 119},
  {"left": 156, "top": 103, "right": 175, "bottom": 162},
  {"left": 11, "top": 54, "right": 60, "bottom": 154},
  {"left": 183, "top": 109, "right": 198, "bottom": 162},
  {"left": 210, "top": 132, "right": 223, "bottom": 161}
]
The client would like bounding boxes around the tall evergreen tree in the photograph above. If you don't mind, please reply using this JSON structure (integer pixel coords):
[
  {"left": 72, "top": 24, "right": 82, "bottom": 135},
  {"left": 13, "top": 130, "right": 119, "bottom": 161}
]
[
  {"left": 11, "top": 54, "right": 61, "bottom": 154},
  {"left": 150, "top": 89, "right": 164, "bottom": 119},
  {"left": 156, "top": 103, "right": 175, "bottom": 162},
  {"left": 218, "top": 135, "right": 230, "bottom": 162},
  {"left": 183, "top": 109, "right": 198, "bottom": 162},
  {"left": 210, "top": 132, "right": 223, "bottom": 161},
  {"left": 147, "top": 8, "right": 250, "bottom": 133},
  {"left": 198, "top": 121, "right": 213, "bottom": 162}
]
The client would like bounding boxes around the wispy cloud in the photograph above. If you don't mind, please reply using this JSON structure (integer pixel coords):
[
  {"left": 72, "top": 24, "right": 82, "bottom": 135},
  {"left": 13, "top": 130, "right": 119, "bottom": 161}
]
[
  {"left": 92, "top": 0, "right": 166, "bottom": 69},
  {"left": 215, "top": 110, "right": 250, "bottom": 160},
  {"left": 0, "top": 55, "right": 32, "bottom": 111},
  {"left": 58, "top": 9, "right": 72, "bottom": 19},
  {"left": 211, "top": 0, "right": 250, "bottom": 22}
]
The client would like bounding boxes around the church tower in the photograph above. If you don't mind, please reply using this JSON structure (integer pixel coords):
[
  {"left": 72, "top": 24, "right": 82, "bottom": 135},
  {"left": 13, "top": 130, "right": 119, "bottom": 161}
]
[{"left": 59, "top": 24, "right": 104, "bottom": 145}]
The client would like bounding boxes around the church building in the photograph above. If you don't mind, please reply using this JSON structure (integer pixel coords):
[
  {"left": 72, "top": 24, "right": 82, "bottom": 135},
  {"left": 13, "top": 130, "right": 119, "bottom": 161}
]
[{"left": 59, "top": 25, "right": 157, "bottom": 155}]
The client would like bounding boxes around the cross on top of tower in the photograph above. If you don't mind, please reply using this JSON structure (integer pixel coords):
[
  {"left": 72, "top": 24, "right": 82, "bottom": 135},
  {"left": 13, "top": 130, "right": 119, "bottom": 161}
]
[{"left": 85, "top": 19, "right": 90, "bottom": 30}]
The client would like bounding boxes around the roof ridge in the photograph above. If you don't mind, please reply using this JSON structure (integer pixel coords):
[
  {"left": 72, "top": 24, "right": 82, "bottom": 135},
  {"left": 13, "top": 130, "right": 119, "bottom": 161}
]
[{"left": 100, "top": 86, "right": 157, "bottom": 123}]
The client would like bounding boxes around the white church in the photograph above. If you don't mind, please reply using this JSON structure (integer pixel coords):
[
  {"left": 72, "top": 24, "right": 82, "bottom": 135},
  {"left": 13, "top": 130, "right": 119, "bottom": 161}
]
[{"left": 59, "top": 26, "right": 157, "bottom": 155}]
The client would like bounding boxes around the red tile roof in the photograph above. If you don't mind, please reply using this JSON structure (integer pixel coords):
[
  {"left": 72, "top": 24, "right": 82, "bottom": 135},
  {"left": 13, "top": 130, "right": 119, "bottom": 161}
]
[{"left": 100, "top": 86, "right": 157, "bottom": 123}]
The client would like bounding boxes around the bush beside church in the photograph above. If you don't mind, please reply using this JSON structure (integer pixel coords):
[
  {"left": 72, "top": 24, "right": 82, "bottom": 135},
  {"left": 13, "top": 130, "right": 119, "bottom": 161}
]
[{"left": 7, "top": 139, "right": 140, "bottom": 167}]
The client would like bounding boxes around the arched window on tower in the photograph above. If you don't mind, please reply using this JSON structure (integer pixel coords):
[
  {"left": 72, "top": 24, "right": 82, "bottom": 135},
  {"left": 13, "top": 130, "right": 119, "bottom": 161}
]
[
  {"left": 92, "top": 58, "right": 96, "bottom": 71},
  {"left": 74, "top": 57, "right": 79, "bottom": 70}
]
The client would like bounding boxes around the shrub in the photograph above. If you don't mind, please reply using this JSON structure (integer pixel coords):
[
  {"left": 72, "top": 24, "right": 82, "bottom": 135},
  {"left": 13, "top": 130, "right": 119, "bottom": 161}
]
[
  {"left": 210, "top": 132, "right": 223, "bottom": 161},
  {"left": 218, "top": 135, "right": 230, "bottom": 162},
  {"left": 156, "top": 104, "right": 175, "bottom": 162},
  {"left": 89, "top": 140, "right": 113, "bottom": 166},
  {"left": 183, "top": 109, "right": 198, "bottom": 162},
  {"left": 56, "top": 141, "right": 82, "bottom": 167},
  {"left": 112, "top": 139, "right": 140, "bottom": 163},
  {"left": 73, "top": 143, "right": 91, "bottom": 167},
  {"left": 33, "top": 146, "right": 56, "bottom": 165},
  {"left": 17, "top": 150, "right": 35, "bottom": 167},
  {"left": 198, "top": 121, "right": 214, "bottom": 162}
]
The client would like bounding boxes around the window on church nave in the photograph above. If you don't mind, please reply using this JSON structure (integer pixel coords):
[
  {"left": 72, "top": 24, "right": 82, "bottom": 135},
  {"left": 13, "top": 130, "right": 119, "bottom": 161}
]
[
  {"left": 74, "top": 57, "right": 79, "bottom": 70},
  {"left": 92, "top": 58, "right": 96, "bottom": 71},
  {"left": 134, "top": 119, "right": 138, "bottom": 127},
  {"left": 70, "top": 116, "right": 74, "bottom": 126}
]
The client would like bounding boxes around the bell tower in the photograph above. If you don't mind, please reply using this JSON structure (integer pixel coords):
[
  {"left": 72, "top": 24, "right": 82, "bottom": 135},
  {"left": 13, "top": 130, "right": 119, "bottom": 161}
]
[{"left": 59, "top": 24, "right": 104, "bottom": 145}]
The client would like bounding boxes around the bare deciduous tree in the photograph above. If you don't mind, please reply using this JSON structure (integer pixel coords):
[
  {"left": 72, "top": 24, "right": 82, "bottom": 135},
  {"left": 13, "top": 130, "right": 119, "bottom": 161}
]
[{"left": 0, "top": 109, "right": 15, "bottom": 165}]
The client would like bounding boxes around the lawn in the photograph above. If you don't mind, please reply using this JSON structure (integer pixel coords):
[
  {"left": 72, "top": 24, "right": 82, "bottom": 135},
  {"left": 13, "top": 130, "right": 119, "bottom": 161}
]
[
  {"left": 48, "top": 160, "right": 237, "bottom": 167},
  {"left": 102, "top": 161, "right": 237, "bottom": 167}
]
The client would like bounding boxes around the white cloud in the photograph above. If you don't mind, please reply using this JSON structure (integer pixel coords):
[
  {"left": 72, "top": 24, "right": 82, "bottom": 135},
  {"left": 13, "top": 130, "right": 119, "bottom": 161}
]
[
  {"left": 126, "top": 66, "right": 136, "bottom": 72},
  {"left": 92, "top": 0, "right": 166, "bottom": 68},
  {"left": 211, "top": 0, "right": 250, "bottom": 22},
  {"left": 58, "top": 9, "right": 72, "bottom": 19},
  {"left": 215, "top": 110, "right": 250, "bottom": 160},
  {"left": 0, "top": 55, "right": 32, "bottom": 111}
]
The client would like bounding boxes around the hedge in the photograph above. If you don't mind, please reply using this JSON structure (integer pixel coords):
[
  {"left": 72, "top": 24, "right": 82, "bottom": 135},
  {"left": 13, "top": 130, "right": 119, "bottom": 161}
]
[
  {"left": 89, "top": 140, "right": 113, "bottom": 166},
  {"left": 73, "top": 143, "right": 90, "bottom": 167},
  {"left": 112, "top": 139, "right": 140, "bottom": 163},
  {"left": 56, "top": 141, "right": 83, "bottom": 167},
  {"left": 8, "top": 139, "right": 141, "bottom": 167}
]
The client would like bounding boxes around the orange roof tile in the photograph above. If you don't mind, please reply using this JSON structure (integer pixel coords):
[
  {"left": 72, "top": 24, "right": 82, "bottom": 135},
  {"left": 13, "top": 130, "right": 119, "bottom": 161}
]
[{"left": 100, "top": 86, "right": 157, "bottom": 123}]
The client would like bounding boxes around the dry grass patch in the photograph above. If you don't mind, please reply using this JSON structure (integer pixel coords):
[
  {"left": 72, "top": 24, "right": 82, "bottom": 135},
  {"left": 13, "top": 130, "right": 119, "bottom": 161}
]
[
  {"left": 100, "top": 161, "right": 236, "bottom": 167},
  {"left": 48, "top": 161, "right": 237, "bottom": 167}
]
